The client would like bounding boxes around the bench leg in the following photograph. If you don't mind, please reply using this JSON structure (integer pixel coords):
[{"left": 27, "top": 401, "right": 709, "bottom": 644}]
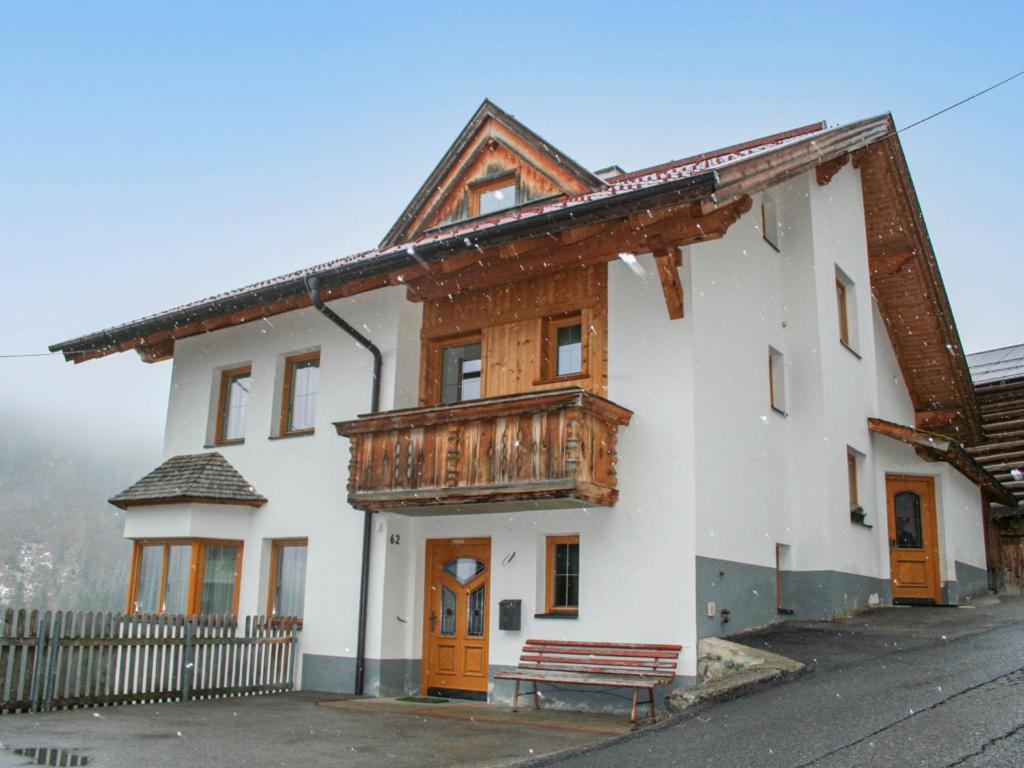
[
  {"left": 647, "top": 688, "right": 656, "bottom": 722},
  {"left": 532, "top": 680, "right": 540, "bottom": 710},
  {"left": 630, "top": 688, "right": 639, "bottom": 724},
  {"left": 512, "top": 679, "right": 521, "bottom": 713}
]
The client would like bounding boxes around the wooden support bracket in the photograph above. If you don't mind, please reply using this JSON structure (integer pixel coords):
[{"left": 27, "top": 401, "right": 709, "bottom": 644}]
[{"left": 651, "top": 247, "right": 684, "bottom": 320}]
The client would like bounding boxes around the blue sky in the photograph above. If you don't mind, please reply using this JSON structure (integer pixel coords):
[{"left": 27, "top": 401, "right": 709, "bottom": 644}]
[{"left": 1, "top": 2, "right": 1022, "bottom": 445}]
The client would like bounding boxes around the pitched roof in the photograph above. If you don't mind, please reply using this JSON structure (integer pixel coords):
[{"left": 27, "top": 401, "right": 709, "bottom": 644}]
[
  {"left": 967, "top": 343, "right": 1024, "bottom": 385},
  {"left": 967, "top": 343, "right": 1024, "bottom": 511},
  {"left": 109, "top": 452, "right": 267, "bottom": 510},
  {"left": 50, "top": 116, "right": 838, "bottom": 360}
]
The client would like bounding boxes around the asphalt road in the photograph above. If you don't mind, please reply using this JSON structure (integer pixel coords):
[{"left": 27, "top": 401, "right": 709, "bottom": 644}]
[{"left": 545, "top": 596, "right": 1024, "bottom": 768}]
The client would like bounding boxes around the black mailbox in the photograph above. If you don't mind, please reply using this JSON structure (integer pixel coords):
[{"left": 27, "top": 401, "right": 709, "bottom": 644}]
[{"left": 498, "top": 599, "right": 521, "bottom": 631}]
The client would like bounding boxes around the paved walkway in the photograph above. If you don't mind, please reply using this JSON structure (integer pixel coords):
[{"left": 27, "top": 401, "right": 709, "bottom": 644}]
[{"left": 0, "top": 690, "right": 626, "bottom": 768}]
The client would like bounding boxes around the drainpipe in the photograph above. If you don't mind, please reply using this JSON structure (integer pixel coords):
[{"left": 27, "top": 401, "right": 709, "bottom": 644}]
[{"left": 304, "top": 275, "right": 382, "bottom": 696}]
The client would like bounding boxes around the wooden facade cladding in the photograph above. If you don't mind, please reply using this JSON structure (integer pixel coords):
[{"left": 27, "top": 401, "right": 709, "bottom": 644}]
[
  {"left": 419, "top": 264, "right": 607, "bottom": 403},
  {"left": 334, "top": 388, "right": 632, "bottom": 514}
]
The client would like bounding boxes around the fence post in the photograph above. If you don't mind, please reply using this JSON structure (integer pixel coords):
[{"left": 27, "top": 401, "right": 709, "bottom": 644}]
[
  {"left": 28, "top": 611, "right": 50, "bottom": 713},
  {"left": 41, "top": 611, "right": 63, "bottom": 712},
  {"left": 288, "top": 623, "right": 298, "bottom": 690},
  {"left": 181, "top": 618, "right": 194, "bottom": 703}
]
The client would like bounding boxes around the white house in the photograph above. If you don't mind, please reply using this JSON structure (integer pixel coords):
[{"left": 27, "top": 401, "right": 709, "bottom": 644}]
[{"left": 51, "top": 101, "right": 1016, "bottom": 709}]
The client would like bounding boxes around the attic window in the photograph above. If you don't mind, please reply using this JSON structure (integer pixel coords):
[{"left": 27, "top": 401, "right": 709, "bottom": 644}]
[{"left": 472, "top": 175, "right": 517, "bottom": 217}]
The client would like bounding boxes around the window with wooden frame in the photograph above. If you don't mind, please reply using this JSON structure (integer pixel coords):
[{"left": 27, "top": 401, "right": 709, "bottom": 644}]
[
  {"left": 761, "top": 193, "right": 780, "bottom": 251},
  {"left": 847, "top": 450, "right": 860, "bottom": 511},
  {"left": 836, "top": 278, "right": 849, "bottom": 345},
  {"left": 215, "top": 365, "right": 252, "bottom": 445},
  {"left": 267, "top": 538, "right": 308, "bottom": 618},
  {"left": 470, "top": 174, "right": 517, "bottom": 218},
  {"left": 542, "top": 313, "right": 586, "bottom": 382},
  {"left": 280, "top": 351, "right": 320, "bottom": 435},
  {"left": 431, "top": 334, "right": 483, "bottom": 405},
  {"left": 127, "top": 538, "right": 243, "bottom": 616},
  {"left": 835, "top": 266, "right": 859, "bottom": 353},
  {"left": 544, "top": 534, "right": 579, "bottom": 615},
  {"left": 768, "top": 346, "right": 786, "bottom": 414}
]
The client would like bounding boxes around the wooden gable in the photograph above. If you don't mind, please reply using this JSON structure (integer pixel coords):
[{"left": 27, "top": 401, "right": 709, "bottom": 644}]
[{"left": 379, "top": 99, "right": 602, "bottom": 249}]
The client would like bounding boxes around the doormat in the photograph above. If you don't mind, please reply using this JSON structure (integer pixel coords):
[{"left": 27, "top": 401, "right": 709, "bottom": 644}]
[{"left": 396, "top": 695, "right": 450, "bottom": 704}]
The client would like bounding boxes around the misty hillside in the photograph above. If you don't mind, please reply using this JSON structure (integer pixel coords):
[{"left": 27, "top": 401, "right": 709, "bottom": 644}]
[{"left": 0, "top": 409, "right": 160, "bottom": 610}]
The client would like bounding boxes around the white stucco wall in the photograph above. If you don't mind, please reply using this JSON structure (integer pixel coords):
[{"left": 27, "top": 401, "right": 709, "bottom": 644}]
[{"left": 120, "top": 162, "right": 989, "bottom": 699}]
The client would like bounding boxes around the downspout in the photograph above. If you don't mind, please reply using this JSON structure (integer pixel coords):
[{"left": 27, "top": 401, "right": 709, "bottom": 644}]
[{"left": 304, "top": 275, "right": 382, "bottom": 696}]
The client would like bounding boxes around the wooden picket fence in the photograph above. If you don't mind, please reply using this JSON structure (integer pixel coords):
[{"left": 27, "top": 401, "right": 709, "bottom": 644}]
[{"left": 0, "top": 608, "right": 299, "bottom": 714}]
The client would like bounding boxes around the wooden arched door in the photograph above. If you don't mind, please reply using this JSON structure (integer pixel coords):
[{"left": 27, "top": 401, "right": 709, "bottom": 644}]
[
  {"left": 886, "top": 475, "right": 941, "bottom": 604},
  {"left": 422, "top": 538, "right": 490, "bottom": 699}
]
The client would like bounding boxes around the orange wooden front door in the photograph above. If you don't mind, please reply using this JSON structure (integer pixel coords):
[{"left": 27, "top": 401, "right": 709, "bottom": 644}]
[
  {"left": 422, "top": 538, "right": 490, "bottom": 699},
  {"left": 886, "top": 475, "right": 942, "bottom": 603}
]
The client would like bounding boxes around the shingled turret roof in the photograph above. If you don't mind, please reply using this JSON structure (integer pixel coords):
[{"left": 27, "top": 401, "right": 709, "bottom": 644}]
[{"left": 109, "top": 452, "right": 267, "bottom": 510}]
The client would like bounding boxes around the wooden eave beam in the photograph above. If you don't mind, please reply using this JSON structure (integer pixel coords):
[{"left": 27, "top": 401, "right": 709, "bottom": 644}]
[
  {"left": 651, "top": 246, "right": 684, "bottom": 320},
  {"left": 858, "top": 133, "right": 982, "bottom": 445},
  {"left": 404, "top": 195, "right": 752, "bottom": 302},
  {"left": 868, "top": 417, "right": 1016, "bottom": 506}
]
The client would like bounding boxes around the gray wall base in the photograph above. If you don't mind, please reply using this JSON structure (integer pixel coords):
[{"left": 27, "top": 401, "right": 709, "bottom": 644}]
[
  {"left": 697, "top": 556, "right": 891, "bottom": 639},
  {"left": 944, "top": 561, "right": 989, "bottom": 604},
  {"left": 490, "top": 665, "right": 695, "bottom": 713},
  {"left": 301, "top": 654, "right": 420, "bottom": 697}
]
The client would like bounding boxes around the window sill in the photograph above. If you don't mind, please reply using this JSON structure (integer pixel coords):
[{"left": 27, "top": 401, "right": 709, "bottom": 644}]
[
  {"left": 533, "top": 373, "right": 588, "bottom": 387},
  {"left": 534, "top": 612, "right": 578, "bottom": 620},
  {"left": 269, "top": 430, "right": 315, "bottom": 440},
  {"left": 840, "top": 341, "right": 862, "bottom": 360},
  {"left": 770, "top": 405, "right": 788, "bottom": 417},
  {"left": 206, "top": 440, "right": 244, "bottom": 448}
]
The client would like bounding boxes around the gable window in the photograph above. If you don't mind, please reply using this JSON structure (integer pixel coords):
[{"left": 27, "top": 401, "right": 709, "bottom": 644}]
[
  {"left": 761, "top": 193, "right": 780, "bottom": 251},
  {"left": 768, "top": 346, "right": 786, "bottom": 413},
  {"left": 835, "top": 266, "right": 859, "bottom": 353},
  {"left": 545, "top": 534, "right": 580, "bottom": 615},
  {"left": 128, "top": 538, "right": 243, "bottom": 615},
  {"left": 471, "top": 175, "right": 517, "bottom": 217},
  {"left": 216, "top": 366, "right": 251, "bottom": 444},
  {"left": 439, "top": 337, "right": 482, "bottom": 404},
  {"left": 268, "top": 538, "right": 308, "bottom": 618},
  {"left": 281, "top": 351, "right": 320, "bottom": 435}
]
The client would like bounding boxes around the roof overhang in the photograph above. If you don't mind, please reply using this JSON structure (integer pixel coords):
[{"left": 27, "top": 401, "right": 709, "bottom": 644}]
[{"left": 868, "top": 417, "right": 1017, "bottom": 506}]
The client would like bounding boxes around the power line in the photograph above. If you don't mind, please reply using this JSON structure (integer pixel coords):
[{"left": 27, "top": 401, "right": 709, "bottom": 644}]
[
  {"left": 897, "top": 68, "right": 1024, "bottom": 134},
  {"left": 0, "top": 352, "right": 58, "bottom": 358}
]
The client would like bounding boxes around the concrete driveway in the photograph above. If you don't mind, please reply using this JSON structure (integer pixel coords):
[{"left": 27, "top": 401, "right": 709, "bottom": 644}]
[{"left": 548, "top": 596, "right": 1024, "bottom": 767}]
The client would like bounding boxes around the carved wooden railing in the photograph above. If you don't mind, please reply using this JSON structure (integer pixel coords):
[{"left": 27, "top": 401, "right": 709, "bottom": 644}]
[{"left": 334, "top": 388, "right": 633, "bottom": 513}]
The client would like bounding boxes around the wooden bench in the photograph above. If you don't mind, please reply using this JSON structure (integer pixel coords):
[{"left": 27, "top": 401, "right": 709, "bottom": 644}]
[{"left": 495, "top": 639, "right": 682, "bottom": 723}]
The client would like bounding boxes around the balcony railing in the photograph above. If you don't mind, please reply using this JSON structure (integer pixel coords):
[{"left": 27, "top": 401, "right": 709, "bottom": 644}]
[{"left": 334, "top": 387, "right": 633, "bottom": 514}]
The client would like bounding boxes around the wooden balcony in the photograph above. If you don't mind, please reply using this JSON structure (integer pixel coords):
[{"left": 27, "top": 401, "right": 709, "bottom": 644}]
[{"left": 334, "top": 388, "right": 633, "bottom": 514}]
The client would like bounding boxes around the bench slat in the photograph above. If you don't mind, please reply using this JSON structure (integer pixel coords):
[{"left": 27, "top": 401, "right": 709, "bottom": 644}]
[
  {"left": 524, "top": 639, "right": 682, "bottom": 651},
  {"left": 520, "top": 651, "right": 679, "bottom": 663},
  {"left": 519, "top": 654, "right": 676, "bottom": 670},
  {"left": 517, "top": 662, "right": 675, "bottom": 677},
  {"left": 496, "top": 669, "right": 672, "bottom": 688}
]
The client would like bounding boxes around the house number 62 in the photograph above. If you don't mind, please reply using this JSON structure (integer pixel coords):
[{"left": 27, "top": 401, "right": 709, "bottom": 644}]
[{"left": 389, "top": 534, "right": 400, "bottom": 545}]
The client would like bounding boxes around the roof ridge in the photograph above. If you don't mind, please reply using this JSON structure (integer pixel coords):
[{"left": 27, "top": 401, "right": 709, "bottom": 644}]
[{"left": 607, "top": 121, "right": 827, "bottom": 183}]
